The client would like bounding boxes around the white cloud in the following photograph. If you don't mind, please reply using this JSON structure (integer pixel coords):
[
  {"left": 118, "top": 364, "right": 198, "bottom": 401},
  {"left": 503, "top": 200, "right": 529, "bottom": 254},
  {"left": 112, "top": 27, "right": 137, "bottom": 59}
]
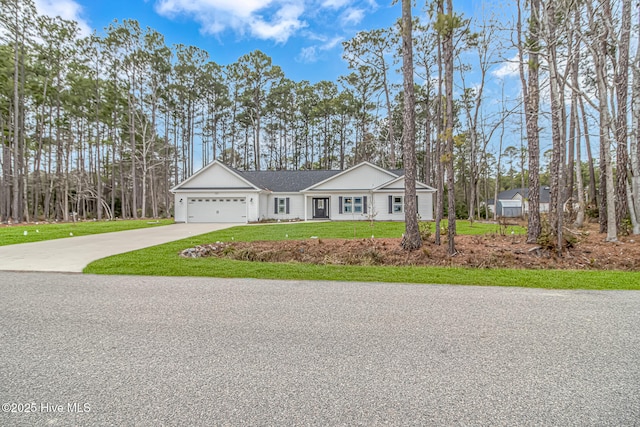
[
  {"left": 251, "top": 3, "right": 306, "bottom": 42},
  {"left": 297, "top": 46, "right": 318, "bottom": 63},
  {"left": 34, "top": 0, "right": 91, "bottom": 37},
  {"left": 321, "top": 36, "right": 343, "bottom": 50},
  {"left": 154, "top": 0, "right": 378, "bottom": 45},
  {"left": 321, "top": 0, "right": 350, "bottom": 9},
  {"left": 340, "top": 8, "right": 365, "bottom": 26},
  {"left": 297, "top": 35, "right": 342, "bottom": 63},
  {"left": 155, "top": 0, "right": 307, "bottom": 43},
  {"left": 297, "top": 36, "right": 342, "bottom": 63},
  {"left": 492, "top": 54, "right": 521, "bottom": 79}
]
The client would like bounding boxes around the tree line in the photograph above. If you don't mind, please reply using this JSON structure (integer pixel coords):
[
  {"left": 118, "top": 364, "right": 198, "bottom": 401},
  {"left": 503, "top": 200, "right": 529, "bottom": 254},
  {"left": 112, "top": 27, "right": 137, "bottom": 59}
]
[{"left": 1, "top": 0, "right": 639, "bottom": 252}]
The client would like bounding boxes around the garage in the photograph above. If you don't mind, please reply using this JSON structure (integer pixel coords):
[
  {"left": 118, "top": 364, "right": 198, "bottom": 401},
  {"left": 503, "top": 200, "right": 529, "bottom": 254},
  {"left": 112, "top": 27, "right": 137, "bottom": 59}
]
[
  {"left": 498, "top": 199, "right": 524, "bottom": 218},
  {"left": 187, "top": 197, "right": 247, "bottom": 223}
]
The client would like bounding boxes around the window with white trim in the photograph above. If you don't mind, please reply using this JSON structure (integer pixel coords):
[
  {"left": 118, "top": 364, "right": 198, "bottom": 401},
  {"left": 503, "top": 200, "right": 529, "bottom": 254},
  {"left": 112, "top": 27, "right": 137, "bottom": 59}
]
[
  {"left": 340, "top": 196, "right": 367, "bottom": 214},
  {"left": 393, "top": 196, "right": 403, "bottom": 213},
  {"left": 343, "top": 197, "right": 364, "bottom": 213},
  {"left": 354, "top": 197, "right": 363, "bottom": 213},
  {"left": 274, "top": 197, "right": 290, "bottom": 214},
  {"left": 344, "top": 197, "right": 353, "bottom": 213}
]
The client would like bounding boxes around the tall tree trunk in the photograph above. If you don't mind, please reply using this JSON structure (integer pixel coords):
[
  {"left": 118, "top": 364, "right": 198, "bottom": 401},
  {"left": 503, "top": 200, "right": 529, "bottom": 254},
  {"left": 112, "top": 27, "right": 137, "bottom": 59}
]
[
  {"left": 1, "top": 114, "right": 10, "bottom": 222},
  {"left": 614, "top": 0, "right": 632, "bottom": 231},
  {"left": 630, "top": 2, "right": 640, "bottom": 234},
  {"left": 129, "top": 92, "right": 138, "bottom": 219},
  {"left": 571, "top": 9, "right": 586, "bottom": 228},
  {"left": 443, "top": 0, "right": 456, "bottom": 255},
  {"left": 544, "top": 0, "right": 565, "bottom": 256},
  {"left": 591, "top": 0, "right": 617, "bottom": 241},
  {"left": 11, "top": 7, "right": 21, "bottom": 223},
  {"left": 494, "top": 108, "right": 505, "bottom": 221},
  {"left": 579, "top": 97, "right": 597, "bottom": 207},
  {"left": 423, "top": 92, "right": 432, "bottom": 186},
  {"left": 434, "top": 26, "right": 444, "bottom": 246},
  {"left": 382, "top": 66, "right": 396, "bottom": 168},
  {"left": 400, "top": 0, "right": 421, "bottom": 250},
  {"left": 519, "top": 0, "right": 541, "bottom": 243}
]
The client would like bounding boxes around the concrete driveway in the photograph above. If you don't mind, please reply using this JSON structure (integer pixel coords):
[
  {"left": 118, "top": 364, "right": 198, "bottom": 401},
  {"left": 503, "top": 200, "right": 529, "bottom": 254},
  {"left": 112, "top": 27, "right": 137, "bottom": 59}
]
[{"left": 0, "top": 223, "right": 238, "bottom": 273}]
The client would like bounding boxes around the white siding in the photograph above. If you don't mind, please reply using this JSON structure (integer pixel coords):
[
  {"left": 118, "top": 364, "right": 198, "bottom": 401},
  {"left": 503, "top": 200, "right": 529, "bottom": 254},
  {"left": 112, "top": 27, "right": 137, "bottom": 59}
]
[
  {"left": 258, "top": 193, "right": 269, "bottom": 220},
  {"left": 311, "top": 164, "right": 396, "bottom": 191},
  {"left": 419, "top": 192, "right": 434, "bottom": 220},
  {"left": 246, "top": 194, "right": 260, "bottom": 222},
  {"left": 181, "top": 163, "right": 253, "bottom": 189},
  {"left": 174, "top": 193, "right": 187, "bottom": 222},
  {"left": 266, "top": 194, "right": 305, "bottom": 220},
  {"left": 372, "top": 193, "right": 434, "bottom": 221}
]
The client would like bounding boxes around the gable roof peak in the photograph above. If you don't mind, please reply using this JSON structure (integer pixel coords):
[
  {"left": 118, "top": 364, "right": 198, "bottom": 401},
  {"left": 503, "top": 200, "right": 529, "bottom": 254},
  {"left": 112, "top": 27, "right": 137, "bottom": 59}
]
[{"left": 170, "top": 160, "right": 260, "bottom": 192}]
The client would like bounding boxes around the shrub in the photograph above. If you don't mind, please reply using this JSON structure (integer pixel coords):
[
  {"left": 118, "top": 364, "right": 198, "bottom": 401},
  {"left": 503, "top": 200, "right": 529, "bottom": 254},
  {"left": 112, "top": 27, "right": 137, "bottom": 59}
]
[
  {"left": 537, "top": 220, "right": 576, "bottom": 251},
  {"left": 419, "top": 221, "right": 432, "bottom": 241}
]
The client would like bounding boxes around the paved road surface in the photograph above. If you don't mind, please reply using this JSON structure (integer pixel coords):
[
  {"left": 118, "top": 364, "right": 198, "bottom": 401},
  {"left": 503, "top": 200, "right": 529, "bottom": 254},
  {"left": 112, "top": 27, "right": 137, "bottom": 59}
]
[
  {"left": 1, "top": 272, "right": 638, "bottom": 426},
  {"left": 0, "top": 223, "right": 236, "bottom": 272}
]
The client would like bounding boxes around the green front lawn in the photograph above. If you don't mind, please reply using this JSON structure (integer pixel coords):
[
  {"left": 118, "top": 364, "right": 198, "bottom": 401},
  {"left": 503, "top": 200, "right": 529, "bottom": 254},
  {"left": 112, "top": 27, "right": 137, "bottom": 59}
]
[
  {"left": 84, "top": 221, "right": 640, "bottom": 290},
  {"left": 0, "top": 219, "right": 174, "bottom": 246},
  {"left": 167, "top": 220, "right": 523, "bottom": 242}
]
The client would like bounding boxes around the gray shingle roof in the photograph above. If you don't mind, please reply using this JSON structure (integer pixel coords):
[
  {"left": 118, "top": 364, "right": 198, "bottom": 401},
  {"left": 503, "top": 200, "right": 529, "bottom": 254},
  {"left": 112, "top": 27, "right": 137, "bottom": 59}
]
[
  {"left": 237, "top": 169, "right": 343, "bottom": 192},
  {"left": 497, "top": 187, "right": 551, "bottom": 203}
]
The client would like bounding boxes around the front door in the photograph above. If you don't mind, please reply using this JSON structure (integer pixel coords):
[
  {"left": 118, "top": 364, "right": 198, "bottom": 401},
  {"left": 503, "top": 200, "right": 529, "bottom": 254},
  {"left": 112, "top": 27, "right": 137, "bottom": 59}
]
[{"left": 313, "top": 198, "right": 329, "bottom": 219}]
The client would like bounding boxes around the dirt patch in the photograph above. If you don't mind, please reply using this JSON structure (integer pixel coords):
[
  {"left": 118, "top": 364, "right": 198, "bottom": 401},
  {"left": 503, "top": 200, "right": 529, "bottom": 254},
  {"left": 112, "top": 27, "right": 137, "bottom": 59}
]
[{"left": 182, "top": 224, "right": 640, "bottom": 271}]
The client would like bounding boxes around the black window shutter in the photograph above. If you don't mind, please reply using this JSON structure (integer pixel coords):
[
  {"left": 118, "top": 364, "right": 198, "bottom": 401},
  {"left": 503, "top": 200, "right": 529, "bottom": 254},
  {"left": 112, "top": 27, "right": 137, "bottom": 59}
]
[
  {"left": 363, "top": 196, "right": 368, "bottom": 214},
  {"left": 388, "top": 195, "right": 393, "bottom": 214},
  {"left": 416, "top": 196, "right": 419, "bottom": 213},
  {"left": 339, "top": 197, "right": 343, "bottom": 214},
  {"left": 274, "top": 197, "right": 278, "bottom": 214},
  {"left": 286, "top": 197, "right": 290, "bottom": 214}
]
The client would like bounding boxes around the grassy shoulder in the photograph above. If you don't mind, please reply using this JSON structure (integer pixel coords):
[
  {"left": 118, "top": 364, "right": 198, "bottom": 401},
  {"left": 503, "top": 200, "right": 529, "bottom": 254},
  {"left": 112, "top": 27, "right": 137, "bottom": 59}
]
[
  {"left": 0, "top": 219, "right": 175, "bottom": 246},
  {"left": 83, "top": 221, "right": 639, "bottom": 290}
]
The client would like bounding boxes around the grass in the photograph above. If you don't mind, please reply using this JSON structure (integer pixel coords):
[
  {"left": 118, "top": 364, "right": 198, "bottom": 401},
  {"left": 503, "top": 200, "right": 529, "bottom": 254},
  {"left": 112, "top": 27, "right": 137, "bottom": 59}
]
[
  {"left": 0, "top": 219, "right": 175, "bottom": 246},
  {"left": 84, "top": 221, "right": 640, "bottom": 290}
]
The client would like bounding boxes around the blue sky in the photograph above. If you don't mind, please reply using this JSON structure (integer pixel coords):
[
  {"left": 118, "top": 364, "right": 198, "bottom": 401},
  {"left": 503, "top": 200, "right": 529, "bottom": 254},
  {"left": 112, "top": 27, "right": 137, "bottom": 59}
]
[
  {"left": 32, "top": 0, "right": 532, "bottom": 161},
  {"left": 31, "top": 0, "right": 505, "bottom": 84},
  {"left": 32, "top": 0, "right": 412, "bottom": 84}
]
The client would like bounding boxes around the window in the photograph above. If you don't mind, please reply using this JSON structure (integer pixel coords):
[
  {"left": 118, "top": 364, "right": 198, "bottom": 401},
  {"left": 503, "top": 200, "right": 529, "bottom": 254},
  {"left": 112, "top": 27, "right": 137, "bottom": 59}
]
[
  {"left": 393, "top": 196, "right": 403, "bottom": 213},
  {"left": 343, "top": 197, "right": 353, "bottom": 213},
  {"left": 274, "top": 197, "right": 290, "bottom": 214},
  {"left": 354, "top": 197, "right": 363, "bottom": 213},
  {"left": 341, "top": 196, "right": 366, "bottom": 214}
]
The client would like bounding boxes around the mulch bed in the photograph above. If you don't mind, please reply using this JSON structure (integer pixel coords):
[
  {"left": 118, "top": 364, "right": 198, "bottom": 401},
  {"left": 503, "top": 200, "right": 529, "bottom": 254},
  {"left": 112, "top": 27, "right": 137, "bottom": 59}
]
[{"left": 181, "top": 224, "right": 640, "bottom": 271}]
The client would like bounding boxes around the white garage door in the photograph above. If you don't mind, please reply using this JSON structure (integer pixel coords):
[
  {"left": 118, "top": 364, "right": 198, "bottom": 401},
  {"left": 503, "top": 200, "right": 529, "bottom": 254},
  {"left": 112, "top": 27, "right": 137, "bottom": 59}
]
[{"left": 187, "top": 197, "right": 246, "bottom": 223}]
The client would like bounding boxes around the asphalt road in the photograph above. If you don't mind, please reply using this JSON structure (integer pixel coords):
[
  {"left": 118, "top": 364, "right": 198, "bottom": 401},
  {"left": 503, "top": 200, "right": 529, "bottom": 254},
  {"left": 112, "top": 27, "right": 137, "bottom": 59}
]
[{"left": 1, "top": 272, "right": 638, "bottom": 426}]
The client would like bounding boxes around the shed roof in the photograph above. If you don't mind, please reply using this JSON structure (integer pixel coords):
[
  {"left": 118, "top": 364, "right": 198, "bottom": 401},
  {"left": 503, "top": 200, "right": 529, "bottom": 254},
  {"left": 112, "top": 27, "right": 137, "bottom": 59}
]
[{"left": 497, "top": 187, "right": 551, "bottom": 203}]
